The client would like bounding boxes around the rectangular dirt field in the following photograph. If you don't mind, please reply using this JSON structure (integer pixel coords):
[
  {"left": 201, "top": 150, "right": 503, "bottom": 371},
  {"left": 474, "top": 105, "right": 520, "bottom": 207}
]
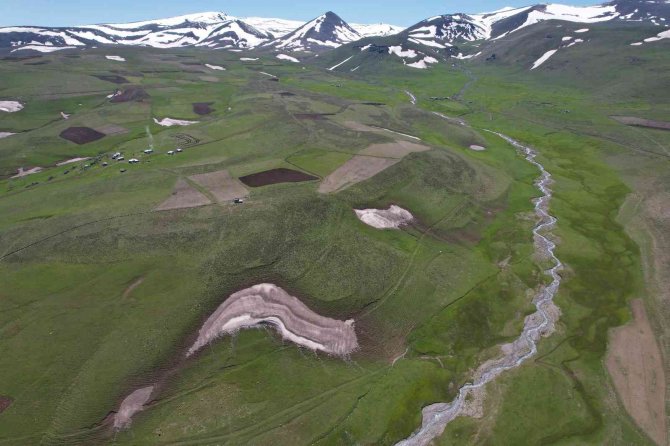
[
  {"left": 189, "top": 170, "right": 249, "bottom": 202},
  {"left": 155, "top": 179, "right": 212, "bottom": 211},
  {"left": 318, "top": 156, "right": 399, "bottom": 193},
  {"left": 239, "top": 168, "right": 318, "bottom": 187}
]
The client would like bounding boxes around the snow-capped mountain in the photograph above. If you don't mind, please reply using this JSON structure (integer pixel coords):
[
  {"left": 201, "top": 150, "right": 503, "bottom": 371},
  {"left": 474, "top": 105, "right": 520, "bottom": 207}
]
[
  {"left": 402, "top": 0, "right": 669, "bottom": 49},
  {"left": 0, "top": 0, "right": 667, "bottom": 53},
  {"left": 0, "top": 12, "right": 272, "bottom": 51},
  {"left": 264, "top": 12, "right": 362, "bottom": 51},
  {"left": 0, "top": 11, "right": 394, "bottom": 52}
]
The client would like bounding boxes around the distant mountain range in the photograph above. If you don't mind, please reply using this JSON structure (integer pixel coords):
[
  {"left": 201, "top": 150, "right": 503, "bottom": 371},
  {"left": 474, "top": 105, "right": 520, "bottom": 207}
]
[{"left": 0, "top": 0, "right": 667, "bottom": 54}]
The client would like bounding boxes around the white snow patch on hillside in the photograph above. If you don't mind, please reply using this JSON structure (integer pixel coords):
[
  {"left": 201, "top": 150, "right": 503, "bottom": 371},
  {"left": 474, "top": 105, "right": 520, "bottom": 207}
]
[
  {"left": 453, "top": 52, "right": 482, "bottom": 59},
  {"left": 153, "top": 117, "right": 199, "bottom": 127},
  {"left": 565, "top": 38, "right": 584, "bottom": 47},
  {"left": 243, "top": 17, "right": 302, "bottom": 37},
  {"left": 574, "top": 28, "right": 589, "bottom": 33},
  {"left": 0, "top": 132, "right": 16, "bottom": 139},
  {"left": 562, "top": 36, "right": 573, "bottom": 41},
  {"left": 351, "top": 23, "right": 403, "bottom": 37},
  {"left": 240, "top": 57, "right": 258, "bottom": 61},
  {"left": 276, "top": 53, "right": 299, "bottom": 62},
  {"left": 11, "top": 45, "right": 76, "bottom": 53},
  {"left": 355, "top": 205, "right": 414, "bottom": 229},
  {"left": 105, "top": 55, "right": 125, "bottom": 61},
  {"left": 328, "top": 56, "right": 353, "bottom": 71},
  {"left": 205, "top": 63, "right": 225, "bottom": 70},
  {"left": 388, "top": 46, "right": 418, "bottom": 58},
  {"left": 0, "top": 101, "right": 23, "bottom": 112},
  {"left": 407, "top": 56, "right": 438, "bottom": 69},
  {"left": 631, "top": 29, "right": 670, "bottom": 45},
  {"left": 409, "top": 37, "right": 446, "bottom": 48},
  {"left": 644, "top": 29, "right": 670, "bottom": 42},
  {"left": 531, "top": 49, "right": 558, "bottom": 69}
]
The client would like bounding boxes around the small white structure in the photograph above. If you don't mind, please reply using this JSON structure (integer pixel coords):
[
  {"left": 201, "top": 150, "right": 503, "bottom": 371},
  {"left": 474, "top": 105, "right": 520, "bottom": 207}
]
[
  {"left": 128, "top": 158, "right": 139, "bottom": 164},
  {"left": 176, "top": 148, "right": 183, "bottom": 153},
  {"left": 143, "top": 149, "right": 154, "bottom": 154},
  {"left": 167, "top": 150, "right": 175, "bottom": 155}
]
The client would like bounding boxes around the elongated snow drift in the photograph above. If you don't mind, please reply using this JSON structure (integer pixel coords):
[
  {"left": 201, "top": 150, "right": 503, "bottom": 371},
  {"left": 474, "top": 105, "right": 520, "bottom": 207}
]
[{"left": 188, "top": 284, "right": 358, "bottom": 356}]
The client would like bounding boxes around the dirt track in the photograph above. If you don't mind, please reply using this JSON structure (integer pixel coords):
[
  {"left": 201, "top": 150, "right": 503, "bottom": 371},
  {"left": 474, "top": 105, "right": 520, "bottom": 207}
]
[
  {"left": 188, "top": 284, "right": 358, "bottom": 357},
  {"left": 607, "top": 299, "right": 667, "bottom": 446},
  {"left": 612, "top": 116, "right": 670, "bottom": 131}
]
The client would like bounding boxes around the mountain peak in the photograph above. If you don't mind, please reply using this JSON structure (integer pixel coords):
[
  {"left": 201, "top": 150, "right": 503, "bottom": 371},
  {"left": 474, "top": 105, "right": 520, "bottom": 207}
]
[{"left": 265, "top": 11, "right": 361, "bottom": 51}]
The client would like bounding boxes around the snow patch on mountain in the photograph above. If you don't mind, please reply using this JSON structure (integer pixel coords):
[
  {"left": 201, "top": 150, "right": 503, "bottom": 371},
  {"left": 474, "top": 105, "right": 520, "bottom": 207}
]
[
  {"left": 276, "top": 53, "right": 299, "bottom": 62},
  {"left": 328, "top": 55, "right": 354, "bottom": 70},
  {"left": 351, "top": 23, "right": 404, "bottom": 37},
  {"left": 105, "top": 55, "right": 125, "bottom": 61},
  {"left": 531, "top": 48, "right": 558, "bottom": 69}
]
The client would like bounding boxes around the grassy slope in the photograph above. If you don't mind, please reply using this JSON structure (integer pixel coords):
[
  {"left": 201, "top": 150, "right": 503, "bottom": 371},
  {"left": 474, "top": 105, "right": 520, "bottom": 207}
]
[
  {"left": 0, "top": 47, "right": 539, "bottom": 446},
  {"left": 0, "top": 22, "right": 666, "bottom": 445}
]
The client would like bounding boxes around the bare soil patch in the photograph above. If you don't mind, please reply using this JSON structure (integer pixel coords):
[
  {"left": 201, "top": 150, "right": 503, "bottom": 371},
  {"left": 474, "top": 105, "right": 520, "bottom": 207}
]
[
  {"left": 193, "top": 102, "right": 214, "bottom": 115},
  {"left": 359, "top": 141, "right": 430, "bottom": 159},
  {"left": 319, "top": 156, "right": 399, "bottom": 193},
  {"left": 24, "top": 60, "right": 50, "bottom": 65},
  {"left": 109, "top": 87, "right": 150, "bottom": 103},
  {"left": 93, "top": 74, "right": 129, "bottom": 84},
  {"left": 612, "top": 116, "right": 670, "bottom": 131},
  {"left": 11, "top": 167, "right": 42, "bottom": 178},
  {"left": 122, "top": 277, "right": 144, "bottom": 299},
  {"left": 293, "top": 113, "right": 335, "bottom": 120},
  {"left": 155, "top": 179, "right": 212, "bottom": 211},
  {"left": 362, "top": 102, "right": 385, "bottom": 106},
  {"left": 0, "top": 396, "right": 13, "bottom": 413},
  {"left": 239, "top": 168, "right": 318, "bottom": 187},
  {"left": 607, "top": 299, "right": 667, "bottom": 446},
  {"left": 59, "top": 127, "right": 106, "bottom": 145},
  {"left": 95, "top": 124, "right": 129, "bottom": 136},
  {"left": 189, "top": 170, "right": 248, "bottom": 202}
]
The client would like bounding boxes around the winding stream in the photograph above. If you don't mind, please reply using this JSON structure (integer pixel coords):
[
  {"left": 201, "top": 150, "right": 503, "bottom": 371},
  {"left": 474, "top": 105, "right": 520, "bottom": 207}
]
[{"left": 396, "top": 132, "right": 563, "bottom": 446}]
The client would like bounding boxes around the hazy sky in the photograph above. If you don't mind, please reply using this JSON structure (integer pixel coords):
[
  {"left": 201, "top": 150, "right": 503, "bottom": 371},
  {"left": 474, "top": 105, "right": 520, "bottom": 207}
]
[{"left": 1, "top": 0, "right": 598, "bottom": 27}]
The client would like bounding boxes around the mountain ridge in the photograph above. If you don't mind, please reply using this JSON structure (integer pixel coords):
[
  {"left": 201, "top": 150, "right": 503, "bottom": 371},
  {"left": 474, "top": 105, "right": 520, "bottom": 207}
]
[{"left": 0, "top": 0, "right": 667, "bottom": 53}]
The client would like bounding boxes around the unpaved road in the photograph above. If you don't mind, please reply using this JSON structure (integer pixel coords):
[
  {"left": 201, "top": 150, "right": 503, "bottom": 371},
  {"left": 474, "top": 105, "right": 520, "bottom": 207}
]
[{"left": 397, "top": 132, "right": 563, "bottom": 446}]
